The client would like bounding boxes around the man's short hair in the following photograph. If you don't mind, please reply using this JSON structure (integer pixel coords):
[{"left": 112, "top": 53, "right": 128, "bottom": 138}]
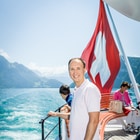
[
  {"left": 59, "top": 84, "right": 70, "bottom": 95},
  {"left": 68, "top": 57, "right": 86, "bottom": 68}
]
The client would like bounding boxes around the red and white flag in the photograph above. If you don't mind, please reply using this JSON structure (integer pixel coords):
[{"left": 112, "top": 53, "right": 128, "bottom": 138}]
[{"left": 81, "top": 0, "right": 120, "bottom": 93}]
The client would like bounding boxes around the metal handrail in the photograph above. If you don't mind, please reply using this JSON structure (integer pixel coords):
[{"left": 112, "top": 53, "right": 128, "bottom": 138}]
[{"left": 39, "top": 104, "right": 66, "bottom": 140}]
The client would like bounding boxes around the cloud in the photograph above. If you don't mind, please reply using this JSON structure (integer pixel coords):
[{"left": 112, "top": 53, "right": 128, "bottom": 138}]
[
  {"left": 27, "top": 62, "right": 68, "bottom": 77},
  {"left": 0, "top": 49, "right": 10, "bottom": 60}
]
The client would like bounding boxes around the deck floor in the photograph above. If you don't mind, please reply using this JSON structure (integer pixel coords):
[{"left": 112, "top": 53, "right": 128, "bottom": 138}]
[
  {"left": 104, "top": 119, "right": 137, "bottom": 140},
  {"left": 104, "top": 129, "right": 137, "bottom": 140}
]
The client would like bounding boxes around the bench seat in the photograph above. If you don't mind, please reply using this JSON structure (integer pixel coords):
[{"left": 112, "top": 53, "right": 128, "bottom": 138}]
[{"left": 99, "top": 93, "right": 127, "bottom": 140}]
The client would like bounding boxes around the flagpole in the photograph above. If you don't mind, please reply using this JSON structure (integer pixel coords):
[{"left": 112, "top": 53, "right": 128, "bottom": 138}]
[{"left": 104, "top": 3, "right": 140, "bottom": 102}]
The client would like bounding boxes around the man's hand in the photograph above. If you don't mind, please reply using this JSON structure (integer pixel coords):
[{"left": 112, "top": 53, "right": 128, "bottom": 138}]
[{"left": 48, "top": 111, "right": 57, "bottom": 117}]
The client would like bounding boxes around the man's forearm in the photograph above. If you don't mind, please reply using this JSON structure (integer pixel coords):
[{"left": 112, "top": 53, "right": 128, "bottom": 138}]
[
  {"left": 48, "top": 111, "right": 70, "bottom": 120},
  {"left": 55, "top": 112, "right": 70, "bottom": 120},
  {"left": 84, "top": 112, "right": 100, "bottom": 140},
  {"left": 84, "top": 121, "right": 98, "bottom": 140}
]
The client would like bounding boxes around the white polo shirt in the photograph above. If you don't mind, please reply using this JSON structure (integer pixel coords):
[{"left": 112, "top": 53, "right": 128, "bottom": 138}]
[{"left": 69, "top": 79, "right": 101, "bottom": 140}]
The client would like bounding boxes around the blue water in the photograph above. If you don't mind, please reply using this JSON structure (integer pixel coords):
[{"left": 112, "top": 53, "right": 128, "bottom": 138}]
[
  {"left": 0, "top": 88, "right": 137, "bottom": 140},
  {"left": 0, "top": 88, "right": 65, "bottom": 140}
]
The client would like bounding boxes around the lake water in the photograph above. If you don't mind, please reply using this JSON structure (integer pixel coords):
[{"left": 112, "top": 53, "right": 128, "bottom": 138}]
[
  {"left": 0, "top": 88, "right": 65, "bottom": 140},
  {"left": 0, "top": 88, "right": 137, "bottom": 140}
]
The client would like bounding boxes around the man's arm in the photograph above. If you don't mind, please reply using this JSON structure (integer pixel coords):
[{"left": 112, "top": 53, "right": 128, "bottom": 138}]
[
  {"left": 84, "top": 112, "right": 100, "bottom": 140},
  {"left": 60, "top": 104, "right": 71, "bottom": 113},
  {"left": 48, "top": 111, "right": 70, "bottom": 120}
]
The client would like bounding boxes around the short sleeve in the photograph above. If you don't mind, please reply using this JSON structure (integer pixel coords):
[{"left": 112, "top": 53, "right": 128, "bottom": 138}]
[{"left": 85, "top": 85, "right": 101, "bottom": 112}]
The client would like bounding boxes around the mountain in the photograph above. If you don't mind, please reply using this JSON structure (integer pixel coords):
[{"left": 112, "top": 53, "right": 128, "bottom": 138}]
[
  {"left": 113, "top": 56, "right": 140, "bottom": 88},
  {"left": 0, "top": 55, "right": 140, "bottom": 88},
  {"left": 0, "top": 55, "right": 63, "bottom": 88}
]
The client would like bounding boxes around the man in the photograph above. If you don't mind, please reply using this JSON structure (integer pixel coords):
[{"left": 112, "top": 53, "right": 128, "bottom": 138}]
[
  {"left": 59, "top": 84, "right": 73, "bottom": 107},
  {"left": 48, "top": 58, "right": 101, "bottom": 140},
  {"left": 59, "top": 84, "right": 73, "bottom": 138}
]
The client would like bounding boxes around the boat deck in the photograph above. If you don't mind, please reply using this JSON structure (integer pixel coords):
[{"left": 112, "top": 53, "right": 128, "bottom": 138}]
[{"left": 104, "top": 119, "right": 137, "bottom": 140}]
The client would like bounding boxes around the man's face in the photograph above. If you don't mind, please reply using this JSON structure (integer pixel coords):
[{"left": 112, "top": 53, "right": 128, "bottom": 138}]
[
  {"left": 60, "top": 94, "right": 66, "bottom": 100},
  {"left": 68, "top": 59, "right": 86, "bottom": 86}
]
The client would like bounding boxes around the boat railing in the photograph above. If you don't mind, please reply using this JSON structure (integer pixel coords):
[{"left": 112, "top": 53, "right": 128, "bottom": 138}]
[{"left": 39, "top": 104, "right": 66, "bottom": 140}]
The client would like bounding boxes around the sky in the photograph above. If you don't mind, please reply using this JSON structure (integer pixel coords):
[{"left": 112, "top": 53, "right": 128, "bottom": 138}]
[{"left": 0, "top": 0, "right": 140, "bottom": 80}]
